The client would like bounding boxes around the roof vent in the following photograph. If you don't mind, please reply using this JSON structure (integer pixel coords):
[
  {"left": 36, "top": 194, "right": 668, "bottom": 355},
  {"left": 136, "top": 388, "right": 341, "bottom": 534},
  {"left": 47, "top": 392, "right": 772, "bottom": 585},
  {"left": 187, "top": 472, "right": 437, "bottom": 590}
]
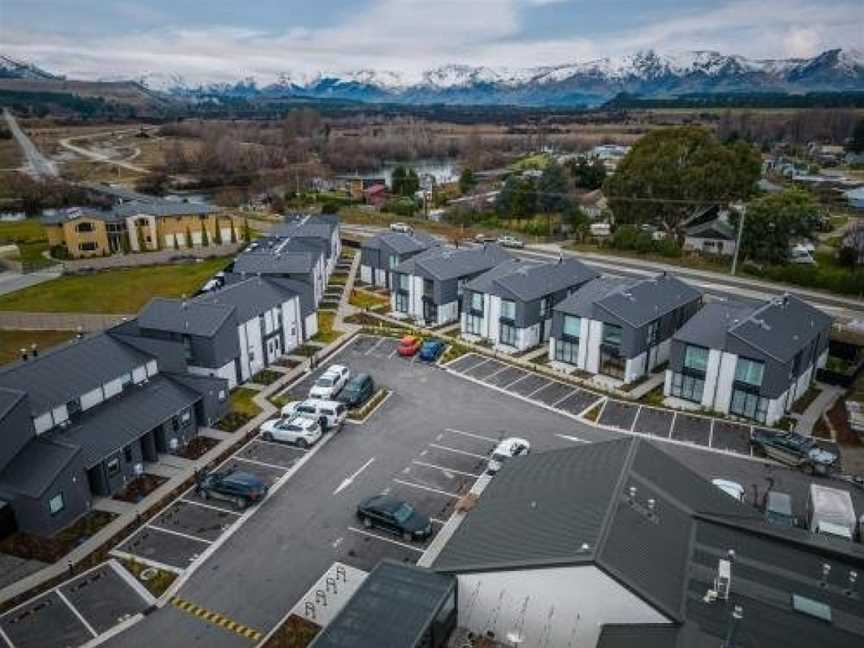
[
  {"left": 715, "top": 559, "right": 732, "bottom": 600},
  {"left": 845, "top": 570, "right": 858, "bottom": 597}
]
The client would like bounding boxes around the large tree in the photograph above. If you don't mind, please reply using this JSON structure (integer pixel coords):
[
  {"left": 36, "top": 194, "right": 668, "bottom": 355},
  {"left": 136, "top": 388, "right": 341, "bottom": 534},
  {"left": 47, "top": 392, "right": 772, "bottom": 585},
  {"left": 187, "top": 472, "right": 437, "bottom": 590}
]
[
  {"left": 849, "top": 118, "right": 864, "bottom": 155},
  {"left": 731, "top": 189, "right": 820, "bottom": 264},
  {"left": 537, "top": 161, "right": 571, "bottom": 213},
  {"left": 391, "top": 166, "right": 420, "bottom": 196},
  {"left": 604, "top": 126, "right": 761, "bottom": 235},
  {"left": 568, "top": 157, "right": 606, "bottom": 190}
]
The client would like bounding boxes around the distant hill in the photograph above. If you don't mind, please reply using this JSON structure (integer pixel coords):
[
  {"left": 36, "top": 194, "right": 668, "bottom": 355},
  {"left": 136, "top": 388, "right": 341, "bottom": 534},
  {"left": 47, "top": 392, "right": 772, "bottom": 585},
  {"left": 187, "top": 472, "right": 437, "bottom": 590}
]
[{"left": 0, "top": 55, "right": 61, "bottom": 81}]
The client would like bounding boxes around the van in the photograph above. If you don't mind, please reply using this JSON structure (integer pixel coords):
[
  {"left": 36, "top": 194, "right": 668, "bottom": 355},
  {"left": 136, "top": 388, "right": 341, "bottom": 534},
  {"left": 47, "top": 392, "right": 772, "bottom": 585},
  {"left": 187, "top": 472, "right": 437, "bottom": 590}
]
[
  {"left": 338, "top": 374, "right": 375, "bottom": 408},
  {"left": 282, "top": 399, "right": 347, "bottom": 431}
]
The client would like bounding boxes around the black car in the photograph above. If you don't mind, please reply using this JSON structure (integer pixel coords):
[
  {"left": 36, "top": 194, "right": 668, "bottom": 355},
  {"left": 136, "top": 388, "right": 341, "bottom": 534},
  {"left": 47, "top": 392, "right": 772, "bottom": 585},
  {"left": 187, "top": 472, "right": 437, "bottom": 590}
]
[
  {"left": 356, "top": 495, "right": 432, "bottom": 541},
  {"left": 338, "top": 373, "right": 375, "bottom": 408},
  {"left": 750, "top": 428, "right": 837, "bottom": 475},
  {"left": 196, "top": 468, "right": 269, "bottom": 510}
]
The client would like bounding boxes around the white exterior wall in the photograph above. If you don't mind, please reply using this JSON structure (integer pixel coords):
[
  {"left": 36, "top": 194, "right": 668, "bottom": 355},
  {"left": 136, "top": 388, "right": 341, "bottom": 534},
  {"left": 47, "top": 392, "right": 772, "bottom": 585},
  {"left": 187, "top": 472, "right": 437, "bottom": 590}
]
[
  {"left": 497, "top": 321, "right": 540, "bottom": 354},
  {"left": 625, "top": 351, "right": 646, "bottom": 384},
  {"left": 651, "top": 338, "right": 672, "bottom": 370},
  {"left": 714, "top": 351, "right": 739, "bottom": 413},
  {"left": 281, "top": 297, "right": 302, "bottom": 350},
  {"left": 374, "top": 269, "right": 387, "bottom": 288},
  {"left": 410, "top": 275, "right": 424, "bottom": 321},
  {"left": 663, "top": 369, "right": 673, "bottom": 396},
  {"left": 456, "top": 566, "right": 668, "bottom": 648},
  {"left": 359, "top": 265, "right": 373, "bottom": 284},
  {"left": 304, "top": 312, "right": 318, "bottom": 340},
  {"left": 700, "top": 349, "right": 723, "bottom": 409},
  {"left": 437, "top": 300, "right": 457, "bottom": 325},
  {"left": 124, "top": 214, "right": 157, "bottom": 251},
  {"left": 585, "top": 319, "right": 604, "bottom": 374},
  {"left": 766, "top": 391, "right": 788, "bottom": 426},
  {"left": 683, "top": 236, "right": 736, "bottom": 256},
  {"left": 238, "top": 319, "right": 264, "bottom": 381},
  {"left": 189, "top": 360, "right": 238, "bottom": 389},
  {"left": 487, "top": 295, "right": 500, "bottom": 343},
  {"left": 220, "top": 227, "right": 232, "bottom": 244}
]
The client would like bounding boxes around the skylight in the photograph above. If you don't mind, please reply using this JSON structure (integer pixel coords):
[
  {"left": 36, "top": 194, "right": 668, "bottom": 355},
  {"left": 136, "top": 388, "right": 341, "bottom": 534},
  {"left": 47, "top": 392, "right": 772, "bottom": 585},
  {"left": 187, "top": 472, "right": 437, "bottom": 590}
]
[{"left": 792, "top": 594, "right": 832, "bottom": 623}]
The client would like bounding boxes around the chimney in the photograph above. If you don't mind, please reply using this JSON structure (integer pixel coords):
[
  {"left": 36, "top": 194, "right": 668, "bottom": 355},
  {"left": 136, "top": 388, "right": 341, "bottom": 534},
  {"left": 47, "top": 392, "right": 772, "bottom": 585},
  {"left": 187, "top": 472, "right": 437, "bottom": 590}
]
[{"left": 31, "top": 343, "right": 38, "bottom": 357}]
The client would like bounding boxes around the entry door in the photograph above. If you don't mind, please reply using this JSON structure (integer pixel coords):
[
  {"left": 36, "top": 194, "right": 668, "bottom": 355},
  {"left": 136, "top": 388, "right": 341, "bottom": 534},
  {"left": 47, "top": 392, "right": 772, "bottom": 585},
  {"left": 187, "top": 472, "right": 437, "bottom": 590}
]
[{"left": 267, "top": 336, "right": 281, "bottom": 363}]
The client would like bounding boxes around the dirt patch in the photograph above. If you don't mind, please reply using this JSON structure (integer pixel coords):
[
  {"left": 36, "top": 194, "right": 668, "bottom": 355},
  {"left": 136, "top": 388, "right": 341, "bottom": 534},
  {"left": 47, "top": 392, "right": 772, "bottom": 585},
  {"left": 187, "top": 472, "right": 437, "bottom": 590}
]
[
  {"left": 262, "top": 614, "right": 321, "bottom": 648},
  {"left": 177, "top": 436, "right": 219, "bottom": 460},
  {"left": 0, "top": 511, "right": 118, "bottom": 564},
  {"left": 828, "top": 399, "right": 861, "bottom": 446},
  {"left": 112, "top": 474, "right": 168, "bottom": 504}
]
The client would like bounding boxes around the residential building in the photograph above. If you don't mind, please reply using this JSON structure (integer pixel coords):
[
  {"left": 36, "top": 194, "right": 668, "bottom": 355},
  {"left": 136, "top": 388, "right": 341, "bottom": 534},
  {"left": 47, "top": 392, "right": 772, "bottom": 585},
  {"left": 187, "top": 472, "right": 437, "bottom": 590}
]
[
  {"left": 390, "top": 244, "right": 511, "bottom": 326},
  {"left": 461, "top": 257, "right": 598, "bottom": 353},
  {"left": 270, "top": 214, "right": 342, "bottom": 278},
  {"left": 0, "top": 331, "right": 228, "bottom": 536},
  {"left": 233, "top": 236, "right": 326, "bottom": 305},
  {"left": 578, "top": 189, "right": 608, "bottom": 220},
  {"left": 359, "top": 231, "right": 439, "bottom": 289},
  {"left": 433, "top": 437, "right": 864, "bottom": 648},
  {"left": 310, "top": 561, "right": 456, "bottom": 648},
  {"left": 682, "top": 204, "right": 740, "bottom": 256},
  {"left": 665, "top": 295, "right": 831, "bottom": 425},
  {"left": 549, "top": 273, "right": 702, "bottom": 384},
  {"left": 43, "top": 200, "right": 241, "bottom": 259},
  {"left": 364, "top": 184, "right": 389, "bottom": 208},
  {"left": 135, "top": 276, "right": 308, "bottom": 387}
]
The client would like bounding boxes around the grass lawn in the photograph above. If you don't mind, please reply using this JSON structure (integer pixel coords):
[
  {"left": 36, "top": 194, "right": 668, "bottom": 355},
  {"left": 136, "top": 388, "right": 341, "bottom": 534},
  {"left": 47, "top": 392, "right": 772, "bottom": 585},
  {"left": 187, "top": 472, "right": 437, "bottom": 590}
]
[
  {"left": 0, "top": 218, "right": 48, "bottom": 244},
  {"left": 230, "top": 388, "right": 262, "bottom": 418},
  {"left": 0, "top": 257, "right": 230, "bottom": 313},
  {"left": 119, "top": 558, "right": 177, "bottom": 598},
  {"left": 349, "top": 289, "right": 390, "bottom": 311},
  {"left": 0, "top": 329, "right": 76, "bottom": 365},
  {"left": 311, "top": 311, "right": 344, "bottom": 344}
]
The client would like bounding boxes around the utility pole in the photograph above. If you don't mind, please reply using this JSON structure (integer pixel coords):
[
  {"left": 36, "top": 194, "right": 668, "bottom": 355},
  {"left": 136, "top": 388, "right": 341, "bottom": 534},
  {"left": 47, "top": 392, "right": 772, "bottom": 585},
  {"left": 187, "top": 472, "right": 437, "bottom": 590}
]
[{"left": 730, "top": 208, "right": 745, "bottom": 276}]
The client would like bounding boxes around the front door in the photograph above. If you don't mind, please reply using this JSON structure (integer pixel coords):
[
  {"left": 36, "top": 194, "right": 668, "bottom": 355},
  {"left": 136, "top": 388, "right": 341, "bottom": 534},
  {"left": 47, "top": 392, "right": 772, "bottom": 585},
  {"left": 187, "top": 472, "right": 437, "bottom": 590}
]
[{"left": 267, "top": 336, "right": 282, "bottom": 364}]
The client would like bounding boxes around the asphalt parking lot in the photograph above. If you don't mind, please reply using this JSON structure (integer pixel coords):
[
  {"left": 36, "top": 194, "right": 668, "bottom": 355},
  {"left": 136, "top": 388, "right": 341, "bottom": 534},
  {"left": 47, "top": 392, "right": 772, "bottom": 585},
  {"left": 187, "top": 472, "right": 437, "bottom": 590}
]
[
  {"left": 0, "top": 560, "right": 153, "bottom": 648},
  {"left": 96, "top": 335, "right": 864, "bottom": 648}
]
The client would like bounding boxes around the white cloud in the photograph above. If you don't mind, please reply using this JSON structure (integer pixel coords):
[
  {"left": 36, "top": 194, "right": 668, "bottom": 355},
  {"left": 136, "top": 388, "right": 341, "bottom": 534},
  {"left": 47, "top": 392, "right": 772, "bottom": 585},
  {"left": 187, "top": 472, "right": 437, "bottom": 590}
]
[{"left": 783, "top": 28, "right": 823, "bottom": 58}]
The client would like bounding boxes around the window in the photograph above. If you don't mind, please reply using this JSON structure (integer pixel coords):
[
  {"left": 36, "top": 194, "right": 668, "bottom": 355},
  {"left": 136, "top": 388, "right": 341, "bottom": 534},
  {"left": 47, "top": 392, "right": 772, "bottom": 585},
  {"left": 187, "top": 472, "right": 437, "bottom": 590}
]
[
  {"left": 470, "top": 292, "right": 484, "bottom": 312},
  {"left": 730, "top": 389, "right": 768, "bottom": 423},
  {"left": 600, "top": 351, "right": 626, "bottom": 379},
  {"left": 395, "top": 292, "right": 409, "bottom": 313},
  {"left": 398, "top": 274, "right": 409, "bottom": 291},
  {"left": 671, "top": 372, "right": 705, "bottom": 403},
  {"left": 124, "top": 446, "right": 133, "bottom": 463},
  {"left": 423, "top": 278, "right": 434, "bottom": 297},
  {"left": 500, "top": 299, "right": 516, "bottom": 321},
  {"left": 602, "top": 323, "right": 623, "bottom": 347},
  {"left": 75, "top": 222, "right": 94, "bottom": 233},
  {"left": 500, "top": 322, "right": 517, "bottom": 347},
  {"left": 107, "top": 458, "right": 121, "bottom": 477},
  {"left": 563, "top": 315, "right": 581, "bottom": 339},
  {"left": 218, "top": 389, "right": 226, "bottom": 401},
  {"left": 466, "top": 314, "right": 483, "bottom": 336},
  {"left": 388, "top": 254, "right": 399, "bottom": 270},
  {"left": 48, "top": 493, "right": 65, "bottom": 515},
  {"left": 683, "top": 345, "right": 709, "bottom": 372},
  {"left": 555, "top": 339, "right": 578, "bottom": 365},
  {"left": 78, "top": 241, "right": 98, "bottom": 252},
  {"left": 735, "top": 358, "right": 764, "bottom": 386}
]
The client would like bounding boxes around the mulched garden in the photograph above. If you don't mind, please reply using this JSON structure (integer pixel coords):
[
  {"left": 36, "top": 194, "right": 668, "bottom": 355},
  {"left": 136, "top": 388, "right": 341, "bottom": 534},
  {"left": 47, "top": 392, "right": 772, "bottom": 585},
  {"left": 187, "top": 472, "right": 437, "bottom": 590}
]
[
  {"left": 0, "top": 510, "right": 118, "bottom": 563},
  {"left": 178, "top": 436, "right": 219, "bottom": 460},
  {"left": 113, "top": 474, "right": 168, "bottom": 504},
  {"left": 262, "top": 614, "right": 321, "bottom": 648},
  {"left": 252, "top": 369, "right": 283, "bottom": 385}
]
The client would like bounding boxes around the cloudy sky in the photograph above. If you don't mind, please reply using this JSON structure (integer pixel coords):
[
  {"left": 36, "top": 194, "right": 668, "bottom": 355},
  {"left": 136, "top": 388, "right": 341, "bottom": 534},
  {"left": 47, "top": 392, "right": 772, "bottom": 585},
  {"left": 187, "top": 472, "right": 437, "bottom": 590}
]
[{"left": 2, "top": 0, "right": 862, "bottom": 84}]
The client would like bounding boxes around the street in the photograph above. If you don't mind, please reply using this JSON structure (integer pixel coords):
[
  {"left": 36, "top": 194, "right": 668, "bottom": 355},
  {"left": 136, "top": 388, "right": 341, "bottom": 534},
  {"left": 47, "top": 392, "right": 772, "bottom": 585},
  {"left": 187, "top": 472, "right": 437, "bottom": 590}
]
[{"left": 2, "top": 109, "right": 57, "bottom": 178}]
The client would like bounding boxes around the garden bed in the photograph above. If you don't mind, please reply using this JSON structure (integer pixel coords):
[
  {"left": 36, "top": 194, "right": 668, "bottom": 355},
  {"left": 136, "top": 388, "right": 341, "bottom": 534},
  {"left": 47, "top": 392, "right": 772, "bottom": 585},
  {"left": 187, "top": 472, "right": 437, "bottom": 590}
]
[
  {"left": 177, "top": 436, "right": 219, "bottom": 460},
  {"left": 347, "top": 388, "right": 390, "bottom": 422},
  {"left": 252, "top": 369, "right": 283, "bottom": 385},
  {"left": 112, "top": 474, "right": 168, "bottom": 504},
  {"left": 583, "top": 402, "right": 604, "bottom": 422},
  {"left": 790, "top": 386, "right": 822, "bottom": 414},
  {"left": 292, "top": 344, "right": 321, "bottom": 357},
  {"left": 0, "top": 511, "right": 118, "bottom": 563},
  {"left": 118, "top": 557, "right": 177, "bottom": 598},
  {"left": 262, "top": 614, "right": 321, "bottom": 648},
  {"left": 311, "top": 311, "right": 344, "bottom": 344},
  {"left": 276, "top": 357, "right": 303, "bottom": 369},
  {"left": 215, "top": 388, "right": 262, "bottom": 432}
]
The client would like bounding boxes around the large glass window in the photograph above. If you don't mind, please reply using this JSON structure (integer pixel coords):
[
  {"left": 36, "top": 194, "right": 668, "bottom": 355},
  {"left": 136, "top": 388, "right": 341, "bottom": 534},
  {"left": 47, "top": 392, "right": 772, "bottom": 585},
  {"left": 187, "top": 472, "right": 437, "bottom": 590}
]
[
  {"left": 602, "top": 323, "right": 623, "bottom": 347},
  {"left": 735, "top": 358, "right": 764, "bottom": 386},
  {"left": 500, "top": 322, "right": 517, "bottom": 347},
  {"left": 671, "top": 372, "right": 705, "bottom": 403},
  {"left": 394, "top": 292, "right": 409, "bottom": 313},
  {"left": 78, "top": 241, "right": 98, "bottom": 252},
  {"left": 730, "top": 389, "right": 768, "bottom": 423},
  {"left": 388, "top": 254, "right": 399, "bottom": 270},
  {"left": 563, "top": 315, "right": 581, "bottom": 338},
  {"left": 466, "top": 314, "right": 483, "bottom": 336},
  {"left": 423, "top": 278, "right": 434, "bottom": 297},
  {"left": 555, "top": 339, "right": 578, "bottom": 365},
  {"left": 398, "top": 274, "right": 409, "bottom": 291},
  {"left": 684, "top": 345, "right": 709, "bottom": 372},
  {"left": 500, "top": 300, "right": 516, "bottom": 321},
  {"left": 471, "top": 292, "right": 484, "bottom": 312},
  {"left": 75, "top": 222, "right": 95, "bottom": 233}
]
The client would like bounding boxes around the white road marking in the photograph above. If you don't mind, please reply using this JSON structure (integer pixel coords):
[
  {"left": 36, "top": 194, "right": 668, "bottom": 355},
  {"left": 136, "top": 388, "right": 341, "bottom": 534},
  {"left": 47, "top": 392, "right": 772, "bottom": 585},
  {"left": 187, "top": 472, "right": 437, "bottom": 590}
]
[
  {"left": 392, "top": 478, "right": 460, "bottom": 499},
  {"left": 708, "top": 418, "right": 715, "bottom": 448},
  {"left": 234, "top": 456, "right": 295, "bottom": 472},
  {"left": 388, "top": 346, "right": 399, "bottom": 359},
  {"left": 482, "top": 365, "right": 511, "bottom": 381},
  {"left": 332, "top": 537, "right": 344, "bottom": 549},
  {"left": 429, "top": 443, "right": 489, "bottom": 460},
  {"left": 502, "top": 372, "right": 531, "bottom": 388},
  {"left": 346, "top": 527, "right": 425, "bottom": 553},
  {"left": 630, "top": 406, "right": 642, "bottom": 433},
  {"left": 56, "top": 589, "right": 98, "bottom": 638},
  {"left": 431, "top": 518, "right": 448, "bottom": 525},
  {"left": 412, "top": 460, "right": 482, "bottom": 478},
  {"left": 107, "top": 559, "right": 156, "bottom": 606},
  {"left": 526, "top": 380, "right": 554, "bottom": 398},
  {"left": 0, "top": 624, "right": 14, "bottom": 648},
  {"left": 333, "top": 457, "right": 376, "bottom": 495},
  {"left": 108, "top": 550, "right": 184, "bottom": 575},
  {"left": 146, "top": 525, "right": 212, "bottom": 545},
  {"left": 555, "top": 433, "right": 589, "bottom": 444},
  {"left": 444, "top": 428, "right": 497, "bottom": 443},
  {"left": 551, "top": 391, "right": 577, "bottom": 408},
  {"left": 178, "top": 498, "right": 242, "bottom": 515},
  {"left": 254, "top": 437, "right": 307, "bottom": 452},
  {"left": 364, "top": 337, "right": 385, "bottom": 356}
]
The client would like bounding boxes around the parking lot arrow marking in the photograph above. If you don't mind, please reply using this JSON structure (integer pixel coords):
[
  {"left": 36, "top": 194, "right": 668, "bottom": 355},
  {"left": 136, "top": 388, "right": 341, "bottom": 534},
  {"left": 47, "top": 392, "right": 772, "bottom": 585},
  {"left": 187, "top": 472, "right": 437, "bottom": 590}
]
[
  {"left": 334, "top": 457, "right": 375, "bottom": 495},
  {"left": 556, "top": 433, "right": 589, "bottom": 444}
]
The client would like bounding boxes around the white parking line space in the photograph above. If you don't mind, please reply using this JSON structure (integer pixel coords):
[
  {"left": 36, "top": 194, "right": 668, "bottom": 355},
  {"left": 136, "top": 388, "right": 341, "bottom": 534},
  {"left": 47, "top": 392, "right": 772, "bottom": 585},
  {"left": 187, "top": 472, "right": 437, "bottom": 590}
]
[
  {"left": 177, "top": 498, "right": 243, "bottom": 515},
  {"left": 411, "top": 460, "right": 482, "bottom": 478},
  {"left": 428, "top": 443, "right": 489, "bottom": 460},
  {"left": 392, "top": 478, "right": 460, "bottom": 499},
  {"left": 55, "top": 590, "right": 97, "bottom": 639},
  {"left": 146, "top": 524, "right": 213, "bottom": 545},
  {"left": 233, "top": 456, "right": 296, "bottom": 471},
  {"left": 443, "top": 427, "right": 498, "bottom": 443},
  {"left": 346, "top": 527, "right": 425, "bottom": 553},
  {"left": 364, "top": 337, "right": 385, "bottom": 356},
  {"left": 254, "top": 437, "right": 309, "bottom": 452}
]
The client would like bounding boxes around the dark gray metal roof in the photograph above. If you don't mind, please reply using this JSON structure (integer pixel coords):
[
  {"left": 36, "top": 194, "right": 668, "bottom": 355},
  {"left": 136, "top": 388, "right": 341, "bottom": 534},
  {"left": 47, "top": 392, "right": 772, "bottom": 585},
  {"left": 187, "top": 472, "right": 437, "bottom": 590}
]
[
  {"left": 554, "top": 276, "right": 634, "bottom": 318},
  {"left": 673, "top": 300, "right": 760, "bottom": 350},
  {"left": 80, "top": 183, "right": 158, "bottom": 203},
  {"left": 0, "top": 387, "right": 26, "bottom": 421},
  {"left": 46, "top": 374, "right": 200, "bottom": 467},
  {"left": 595, "top": 273, "right": 702, "bottom": 328},
  {"left": 467, "top": 257, "right": 598, "bottom": 302},
  {"left": 41, "top": 206, "right": 123, "bottom": 225},
  {"left": 0, "top": 437, "right": 81, "bottom": 498},
  {"left": 0, "top": 333, "right": 154, "bottom": 416},
  {"left": 729, "top": 295, "right": 833, "bottom": 363},
  {"left": 234, "top": 237, "right": 321, "bottom": 275},
  {"left": 116, "top": 200, "right": 217, "bottom": 218},
  {"left": 396, "top": 244, "right": 511, "bottom": 281},
  {"left": 196, "top": 277, "right": 298, "bottom": 322},
  {"left": 273, "top": 214, "right": 338, "bottom": 240},
  {"left": 362, "top": 231, "right": 438, "bottom": 255},
  {"left": 685, "top": 219, "right": 735, "bottom": 240},
  {"left": 138, "top": 298, "right": 235, "bottom": 337},
  {"left": 262, "top": 277, "right": 316, "bottom": 317},
  {"left": 310, "top": 561, "right": 454, "bottom": 648}
]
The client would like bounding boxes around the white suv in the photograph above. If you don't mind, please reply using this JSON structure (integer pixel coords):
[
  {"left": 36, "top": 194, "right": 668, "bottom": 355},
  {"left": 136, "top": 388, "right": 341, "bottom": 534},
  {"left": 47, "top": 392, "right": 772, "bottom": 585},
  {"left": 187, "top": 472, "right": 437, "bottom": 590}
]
[
  {"left": 309, "top": 365, "right": 350, "bottom": 400},
  {"left": 282, "top": 399, "right": 347, "bottom": 431},
  {"left": 260, "top": 415, "right": 322, "bottom": 448},
  {"left": 390, "top": 222, "right": 413, "bottom": 234}
]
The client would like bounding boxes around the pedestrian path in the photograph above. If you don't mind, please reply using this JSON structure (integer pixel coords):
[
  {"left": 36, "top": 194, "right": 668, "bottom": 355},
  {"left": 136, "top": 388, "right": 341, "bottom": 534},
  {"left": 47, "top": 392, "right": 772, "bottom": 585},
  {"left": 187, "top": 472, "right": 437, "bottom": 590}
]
[{"left": 795, "top": 383, "right": 845, "bottom": 436}]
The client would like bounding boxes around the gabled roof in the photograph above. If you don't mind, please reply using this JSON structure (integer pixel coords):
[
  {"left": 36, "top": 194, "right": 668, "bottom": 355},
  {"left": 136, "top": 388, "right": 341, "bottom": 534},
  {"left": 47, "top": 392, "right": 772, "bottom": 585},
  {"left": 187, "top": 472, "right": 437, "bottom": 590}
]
[
  {"left": 116, "top": 200, "right": 217, "bottom": 218},
  {"left": 395, "top": 244, "right": 511, "bottom": 281},
  {"left": 138, "top": 298, "right": 235, "bottom": 337},
  {"left": 196, "top": 277, "right": 297, "bottom": 322},
  {"left": 467, "top": 257, "right": 598, "bottom": 302},
  {"left": 0, "top": 332, "right": 154, "bottom": 416},
  {"left": 673, "top": 300, "right": 760, "bottom": 350},
  {"left": 260, "top": 276, "right": 316, "bottom": 317},
  {"left": 233, "top": 239, "right": 319, "bottom": 276},
  {"left": 554, "top": 276, "right": 635, "bottom": 318},
  {"left": 0, "top": 437, "right": 81, "bottom": 498},
  {"left": 362, "top": 231, "right": 438, "bottom": 255},
  {"left": 685, "top": 219, "right": 735, "bottom": 240},
  {"left": 729, "top": 294, "right": 833, "bottom": 363},
  {"left": 271, "top": 214, "right": 338, "bottom": 241},
  {"left": 41, "top": 206, "right": 123, "bottom": 225}
]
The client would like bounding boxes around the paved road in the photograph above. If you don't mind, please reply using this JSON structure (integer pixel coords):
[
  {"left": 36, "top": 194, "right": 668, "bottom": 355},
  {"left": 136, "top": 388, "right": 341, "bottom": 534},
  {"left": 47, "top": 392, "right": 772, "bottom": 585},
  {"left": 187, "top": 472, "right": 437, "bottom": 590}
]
[
  {"left": 342, "top": 223, "right": 864, "bottom": 322},
  {"left": 0, "top": 267, "right": 61, "bottom": 297},
  {"left": 3, "top": 109, "right": 58, "bottom": 178}
]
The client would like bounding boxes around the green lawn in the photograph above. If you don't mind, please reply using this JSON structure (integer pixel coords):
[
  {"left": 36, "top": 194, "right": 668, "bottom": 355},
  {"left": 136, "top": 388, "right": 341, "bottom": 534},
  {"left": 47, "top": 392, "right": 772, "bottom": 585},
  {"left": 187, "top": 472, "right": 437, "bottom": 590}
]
[
  {"left": 0, "top": 257, "right": 230, "bottom": 313},
  {"left": 0, "top": 329, "right": 76, "bottom": 365},
  {"left": 349, "top": 289, "right": 390, "bottom": 311},
  {"left": 311, "top": 311, "right": 344, "bottom": 345},
  {"left": 229, "top": 388, "right": 262, "bottom": 418},
  {"left": 0, "top": 218, "right": 48, "bottom": 244}
]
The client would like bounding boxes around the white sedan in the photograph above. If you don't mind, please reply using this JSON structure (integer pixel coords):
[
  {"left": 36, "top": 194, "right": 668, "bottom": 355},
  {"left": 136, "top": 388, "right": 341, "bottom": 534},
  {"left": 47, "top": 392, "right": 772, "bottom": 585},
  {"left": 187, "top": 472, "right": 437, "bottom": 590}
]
[
  {"left": 309, "top": 364, "right": 350, "bottom": 400},
  {"left": 497, "top": 235, "right": 524, "bottom": 249},
  {"left": 487, "top": 437, "right": 531, "bottom": 475},
  {"left": 390, "top": 222, "right": 413, "bottom": 234},
  {"left": 260, "top": 416, "right": 322, "bottom": 448}
]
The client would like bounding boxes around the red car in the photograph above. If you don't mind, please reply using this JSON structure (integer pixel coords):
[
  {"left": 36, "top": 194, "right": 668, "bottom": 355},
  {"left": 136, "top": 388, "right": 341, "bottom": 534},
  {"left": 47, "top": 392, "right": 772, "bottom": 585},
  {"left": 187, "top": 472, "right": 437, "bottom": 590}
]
[{"left": 397, "top": 335, "right": 421, "bottom": 357}]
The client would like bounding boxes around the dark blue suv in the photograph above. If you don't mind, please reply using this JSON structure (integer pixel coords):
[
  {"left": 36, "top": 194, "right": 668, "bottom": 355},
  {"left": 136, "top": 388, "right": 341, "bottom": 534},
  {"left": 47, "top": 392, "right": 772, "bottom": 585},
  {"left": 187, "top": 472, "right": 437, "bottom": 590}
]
[
  {"left": 419, "top": 338, "right": 445, "bottom": 362},
  {"left": 196, "top": 468, "right": 269, "bottom": 510}
]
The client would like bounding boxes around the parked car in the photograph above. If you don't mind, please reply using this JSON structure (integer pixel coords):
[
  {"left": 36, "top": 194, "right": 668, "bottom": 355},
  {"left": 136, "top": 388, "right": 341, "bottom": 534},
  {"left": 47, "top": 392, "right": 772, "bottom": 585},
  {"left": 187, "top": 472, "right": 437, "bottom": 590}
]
[
  {"left": 750, "top": 429, "right": 838, "bottom": 475},
  {"left": 282, "top": 399, "right": 347, "bottom": 431},
  {"left": 390, "top": 222, "right": 413, "bottom": 234},
  {"left": 712, "top": 478, "right": 745, "bottom": 501},
  {"left": 196, "top": 468, "right": 269, "bottom": 510},
  {"left": 309, "top": 364, "right": 350, "bottom": 400},
  {"left": 260, "top": 415, "right": 322, "bottom": 448},
  {"left": 356, "top": 495, "right": 433, "bottom": 541},
  {"left": 397, "top": 335, "right": 422, "bottom": 357},
  {"left": 474, "top": 233, "right": 497, "bottom": 243},
  {"left": 338, "top": 374, "right": 375, "bottom": 408},
  {"left": 419, "top": 338, "right": 445, "bottom": 362},
  {"left": 764, "top": 491, "right": 796, "bottom": 528},
  {"left": 789, "top": 245, "right": 817, "bottom": 265},
  {"left": 487, "top": 437, "right": 531, "bottom": 475},
  {"left": 497, "top": 235, "right": 524, "bottom": 249}
]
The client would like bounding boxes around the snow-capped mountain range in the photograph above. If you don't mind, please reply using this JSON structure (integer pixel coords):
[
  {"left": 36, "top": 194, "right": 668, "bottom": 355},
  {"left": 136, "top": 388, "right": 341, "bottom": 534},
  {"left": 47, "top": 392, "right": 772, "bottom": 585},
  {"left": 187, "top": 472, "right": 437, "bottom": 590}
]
[{"left": 3, "top": 48, "right": 863, "bottom": 107}]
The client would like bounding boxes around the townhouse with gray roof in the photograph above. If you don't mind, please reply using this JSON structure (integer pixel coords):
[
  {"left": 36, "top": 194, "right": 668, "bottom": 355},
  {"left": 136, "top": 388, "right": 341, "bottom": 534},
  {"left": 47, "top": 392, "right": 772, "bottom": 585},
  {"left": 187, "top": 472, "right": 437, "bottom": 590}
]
[
  {"left": 432, "top": 437, "right": 864, "bottom": 648},
  {"left": 271, "top": 213, "right": 342, "bottom": 277},
  {"left": 233, "top": 235, "right": 326, "bottom": 305},
  {"left": 390, "top": 244, "right": 511, "bottom": 326},
  {"left": 0, "top": 331, "right": 228, "bottom": 537},
  {"left": 461, "top": 256, "right": 598, "bottom": 353},
  {"left": 550, "top": 273, "right": 702, "bottom": 385},
  {"left": 134, "top": 276, "right": 308, "bottom": 387},
  {"left": 360, "top": 231, "right": 439, "bottom": 289},
  {"left": 664, "top": 295, "right": 832, "bottom": 425}
]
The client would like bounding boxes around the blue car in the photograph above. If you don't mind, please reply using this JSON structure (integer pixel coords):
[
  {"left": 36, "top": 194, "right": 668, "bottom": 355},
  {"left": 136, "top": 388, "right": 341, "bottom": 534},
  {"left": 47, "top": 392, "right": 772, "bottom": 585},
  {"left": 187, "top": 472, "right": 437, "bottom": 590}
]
[{"left": 419, "top": 338, "right": 445, "bottom": 362}]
